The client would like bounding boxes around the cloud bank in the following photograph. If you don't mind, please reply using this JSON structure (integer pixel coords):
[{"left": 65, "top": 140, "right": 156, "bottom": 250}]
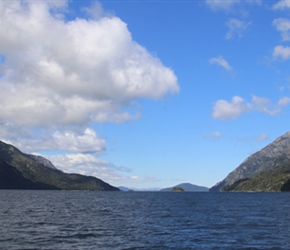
[
  {"left": 212, "top": 95, "right": 290, "bottom": 120},
  {"left": 0, "top": 0, "right": 179, "bottom": 185},
  {"left": 0, "top": 0, "right": 179, "bottom": 129}
]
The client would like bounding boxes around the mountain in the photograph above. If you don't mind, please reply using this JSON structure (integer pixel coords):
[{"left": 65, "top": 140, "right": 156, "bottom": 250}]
[
  {"left": 119, "top": 186, "right": 160, "bottom": 192},
  {"left": 160, "top": 183, "right": 208, "bottom": 192},
  {"left": 0, "top": 140, "right": 119, "bottom": 191},
  {"left": 210, "top": 131, "right": 290, "bottom": 192},
  {"left": 118, "top": 186, "right": 133, "bottom": 192},
  {"left": 27, "top": 154, "right": 58, "bottom": 170}
]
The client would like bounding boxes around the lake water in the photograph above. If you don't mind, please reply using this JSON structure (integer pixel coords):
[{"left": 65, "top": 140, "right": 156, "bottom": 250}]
[{"left": 0, "top": 191, "right": 289, "bottom": 249}]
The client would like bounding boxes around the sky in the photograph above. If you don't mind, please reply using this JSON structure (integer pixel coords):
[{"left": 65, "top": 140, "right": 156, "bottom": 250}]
[{"left": 1, "top": 0, "right": 290, "bottom": 190}]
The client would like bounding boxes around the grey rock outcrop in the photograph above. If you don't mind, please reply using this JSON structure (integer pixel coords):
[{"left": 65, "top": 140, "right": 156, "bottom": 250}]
[{"left": 210, "top": 131, "right": 290, "bottom": 192}]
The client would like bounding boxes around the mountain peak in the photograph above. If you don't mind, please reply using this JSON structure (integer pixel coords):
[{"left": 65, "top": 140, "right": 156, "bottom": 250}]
[{"left": 210, "top": 131, "right": 290, "bottom": 192}]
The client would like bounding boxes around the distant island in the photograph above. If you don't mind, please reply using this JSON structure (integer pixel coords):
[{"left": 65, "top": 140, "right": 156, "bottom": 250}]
[
  {"left": 160, "top": 183, "right": 209, "bottom": 192},
  {"left": 172, "top": 187, "right": 184, "bottom": 192},
  {"left": 210, "top": 131, "right": 290, "bottom": 192},
  {"left": 0, "top": 140, "right": 119, "bottom": 191}
]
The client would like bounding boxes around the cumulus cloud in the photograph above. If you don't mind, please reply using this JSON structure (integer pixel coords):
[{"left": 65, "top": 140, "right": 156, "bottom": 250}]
[
  {"left": 225, "top": 18, "right": 251, "bottom": 40},
  {"left": 212, "top": 96, "right": 251, "bottom": 120},
  {"left": 5, "top": 128, "right": 106, "bottom": 154},
  {"left": 273, "top": 0, "right": 290, "bottom": 10},
  {"left": 0, "top": 0, "right": 179, "bottom": 185},
  {"left": 52, "top": 129, "right": 106, "bottom": 153},
  {"left": 273, "top": 18, "right": 290, "bottom": 41},
  {"left": 212, "top": 95, "right": 290, "bottom": 120},
  {"left": 47, "top": 153, "right": 131, "bottom": 181},
  {"left": 209, "top": 56, "right": 232, "bottom": 71},
  {"left": 0, "top": 0, "right": 179, "bottom": 129},
  {"left": 273, "top": 45, "right": 290, "bottom": 60}
]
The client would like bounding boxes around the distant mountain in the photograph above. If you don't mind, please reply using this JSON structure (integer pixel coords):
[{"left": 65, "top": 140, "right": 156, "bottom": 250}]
[
  {"left": 210, "top": 131, "right": 290, "bottom": 192},
  {"left": 160, "top": 183, "right": 208, "bottom": 192},
  {"left": 119, "top": 186, "right": 160, "bottom": 192},
  {"left": 118, "top": 186, "right": 132, "bottom": 192},
  {"left": 0, "top": 140, "right": 119, "bottom": 191}
]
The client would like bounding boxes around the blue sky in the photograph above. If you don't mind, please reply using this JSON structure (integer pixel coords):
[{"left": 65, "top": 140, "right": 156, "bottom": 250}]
[{"left": 1, "top": 0, "right": 290, "bottom": 189}]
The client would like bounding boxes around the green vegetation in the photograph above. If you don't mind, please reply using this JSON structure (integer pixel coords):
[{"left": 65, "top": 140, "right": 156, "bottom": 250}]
[
  {"left": 160, "top": 183, "right": 208, "bottom": 192},
  {"left": 222, "top": 163, "right": 290, "bottom": 192},
  {"left": 172, "top": 187, "right": 184, "bottom": 192},
  {"left": 0, "top": 140, "right": 119, "bottom": 191},
  {"left": 210, "top": 131, "right": 290, "bottom": 192}
]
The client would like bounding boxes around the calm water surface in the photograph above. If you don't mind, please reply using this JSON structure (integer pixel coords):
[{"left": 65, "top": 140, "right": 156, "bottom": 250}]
[{"left": 0, "top": 191, "right": 289, "bottom": 249}]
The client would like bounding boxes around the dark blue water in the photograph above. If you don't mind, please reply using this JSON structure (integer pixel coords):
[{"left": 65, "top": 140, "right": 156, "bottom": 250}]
[{"left": 0, "top": 191, "right": 289, "bottom": 249}]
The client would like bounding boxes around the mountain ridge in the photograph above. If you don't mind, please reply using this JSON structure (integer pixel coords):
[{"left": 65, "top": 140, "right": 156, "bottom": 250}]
[
  {"left": 0, "top": 140, "right": 119, "bottom": 191},
  {"left": 210, "top": 131, "right": 290, "bottom": 192}
]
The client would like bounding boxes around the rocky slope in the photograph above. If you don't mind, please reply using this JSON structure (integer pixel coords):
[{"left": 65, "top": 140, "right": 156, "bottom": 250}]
[
  {"left": 27, "top": 154, "right": 58, "bottom": 170},
  {"left": 0, "top": 140, "right": 119, "bottom": 191},
  {"left": 210, "top": 131, "right": 290, "bottom": 192}
]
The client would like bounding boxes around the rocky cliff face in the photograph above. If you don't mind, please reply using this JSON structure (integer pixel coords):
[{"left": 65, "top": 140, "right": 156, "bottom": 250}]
[{"left": 210, "top": 131, "right": 290, "bottom": 192}]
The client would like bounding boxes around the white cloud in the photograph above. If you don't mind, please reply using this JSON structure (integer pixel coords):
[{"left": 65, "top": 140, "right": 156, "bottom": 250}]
[
  {"left": 47, "top": 153, "right": 131, "bottom": 182},
  {"left": 225, "top": 18, "right": 251, "bottom": 40},
  {"left": 212, "top": 96, "right": 251, "bottom": 120},
  {"left": 94, "top": 111, "right": 142, "bottom": 124},
  {"left": 209, "top": 56, "right": 232, "bottom": 71},
  {"left": 273, "top": 18, "right": 290, "bottom": 41},
  {"left": 81, "top": 2, "right": 107, "bottom": 20},
  {"left": 251, "top": 95, "right": 281, "bottom": 115},
  {"left": 273, "top": 45, "right": 290, "bottom": 60},
  {"left": 52, "top": 129, "right": 106, "bottom": 153},
  {"left": 46, "top": 153, "right": 160, "bottom": 187},
  {"left": 6, "top": 128, "right": 106, "bottom": 154},
  {"left": 273, "top": 0, "right": 290, "bottom": 10},
  {"left": 0, "top": 0, "right": 179, "bottom": 129},
  {"left": 0, "top": 1, "right": 180, "bottom": 185},
  {"left": 213, "top": 95, "right": 290, "bottom": 120}
]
